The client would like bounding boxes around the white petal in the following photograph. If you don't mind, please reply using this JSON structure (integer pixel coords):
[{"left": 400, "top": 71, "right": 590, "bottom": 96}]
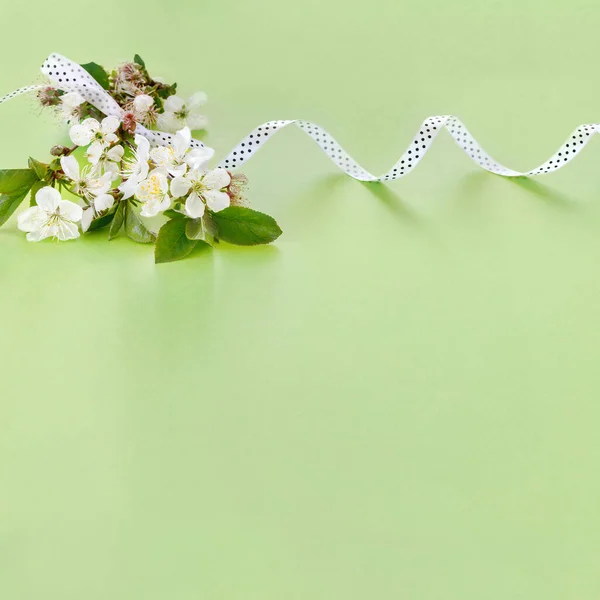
[
  {"left": 185, "top": 146, "right": 214, "bottom": 170},
  {"left": 107, "top": 145, "right": 124, "bottom": 161},
  {"left": 42, "top": 223, "right": 59, "bottom": 240},
  {"left": 203, "top": 189, "right": 230, "bottom": 212},
  {"left": 58, "top": 200, "right": 83, "bottom": 222},
  {"left": 158, "top": 196, "right": 172, "bottom": 212},
  {"left": 138, "top": 159, "right": 150, "bottom": 181},
  {"left": 168, "top": 164, "right": 188, "bottom": 178},
  {"left": 55, "top": 219, "right": 80, "bottom": 241},
  {"left": 150, "top": 146, "right": 174, "bottom": 168},
  {"left": 101, "top": 115, "right": 121, "bottom": 134},
  {"left": 173, "top": 127, "right": 191, "bottom": 157},
  {"left": 187, "top": 92, "right": 208, "bottom": 109},
  {"left": 157, "top": 172, "right": 169, "bottom": 193},
  {"left": 187, "top": 113, "right": 208, "bottom": 130},
  {"left": 104, "top": 133, "right": 119, "bottom": 145},
  {"left": 170, "top": 176, "right": 191, "bottom": 198},
  {"left": 69, "top": 124, "right": 92, "bottom": 146},
  {"left": 80, "top": 207, "right": 94, "bottom": 232},
  {"left": 104, "top": 160, "right": 120, "bottom": 176},
  {"left": 158, "top": 112, "right": 181, "bottom": 133},
  {"left": 36, "top": 186, "right": 61, "bottom": 211},
  {"left": 99, "top": 171, "right": 116, "bottom": 187},
  {"left": 86, "top": 142, "right": 103, "bottom": 165},
  {"left": 119, "top": 177, "right": 139, "bottom": 200},
  {"left": 164, "top": 95, "right": 185, "bottom": 112},
  {"left": 203, "top": 168, "right": 230, "bottom": 190},
  {"left": 88, "top": 173, "right": 112, "bottom": 196},
  {"left": 133, "top": 94, "right": 154, "bottom": 112},
  {"left": 17, "top": 206, "right": 46, "bottom": 232},
  {"left": 185, "top": 192, "right": 205, "bottom": 218},
  {"left": 60, "top": 155, "right": 80, "bottom": 181},
  {"left": 135, "top": 135, "right": 150, "bottom": 160},
  {"left": 94, "top": 194, "right": 114, "bottom": 212},
  {"left": 81, "top": 118, "right": 100, "bottom": 132},
  {"left": 140, "top": 198, "right": 163, "bottom": 218},
  {"left": 26, "top": 228, "right": 48, "bottom": 242}
]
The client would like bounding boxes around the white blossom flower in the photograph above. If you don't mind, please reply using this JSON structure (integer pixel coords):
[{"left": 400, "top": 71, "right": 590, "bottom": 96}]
[
  {"left": 149, "top": 126, "right": 214, "bottom": 177},
  {"left": 135, "top": 171, "right": 171, "bottom": 217},
  {"left": 69, "top": 116, "right": 120, "bottom": 159},
  {"left": 60, "top": 155, "right": 115, "bottom": 231},
  {"left": 17, "top": 186, "right": 83, "bottom": 242},
  {"left": 159, "top": 93, "right": 208, "bottom": 132},
  {"left": 171, "top": 167, "right": 231, "bottom": 218},
  {"left": 87, "top": 144, "right": 124, "bottom": 176},
  {"left": 119, "top": 134, "right": 150, "bottom": 200},
  {"left": 59, "top": 91, "right": 85, "bottom": 124},
  {"left": 124, "top": 94, "right": 158, "bottom": 128}
]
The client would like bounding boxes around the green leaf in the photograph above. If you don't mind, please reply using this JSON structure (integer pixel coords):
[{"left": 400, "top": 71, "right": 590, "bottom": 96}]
[
  {"left": 108, "top": 201, "right": 126, "bottom": 240},
  {"left": 0, "top": 169, "right": 39, "bottom": 226},
  {"left": 29, "top": 179, "right": 46, "bottom": 206},
  {"left": 155, "top": 218, "right": 199, "bottom": 263},
  {"left": 157, "top": 83, "right": 177, "bottom": 99},
  {"left": 28, "top": 157, "right": 48, "bottom": 181},
  {"left": 80, "top": 62, "right": 110, "bottom": 90},
  {"left": 125, "top": 204, "right": 155, "bottom": 243},
  {"left": 87, "top": 210, "right": 115, "bottom": 232},
  {"left": 211, "top": 206, "right": 282, "bottom": 246},
  {"left": 163, "top": 209, "right": 185, "bottom": 219},
  {"left": 0, "top": 169, "right": 38, "bottom": 194},
  {"left": 133, "top": 54, "right": 146, "bottom": 69},
  {"left": 185, "top": 218, "right": 204, "bottom": 240}
]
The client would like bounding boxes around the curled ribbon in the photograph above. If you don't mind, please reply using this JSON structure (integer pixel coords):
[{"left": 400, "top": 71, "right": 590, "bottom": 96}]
[{"left": 1, "top": 53, "right": 599, "bottom": 181}]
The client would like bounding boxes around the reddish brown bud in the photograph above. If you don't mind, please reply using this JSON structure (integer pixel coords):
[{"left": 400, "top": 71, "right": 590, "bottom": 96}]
[{"left": 122, "top": 111, "right": 137, "bottom": 134}]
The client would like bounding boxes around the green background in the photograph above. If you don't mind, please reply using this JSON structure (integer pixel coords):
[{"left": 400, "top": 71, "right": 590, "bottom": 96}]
[{"left": 2, "top": 0, "right": 600, "bottom": 598}]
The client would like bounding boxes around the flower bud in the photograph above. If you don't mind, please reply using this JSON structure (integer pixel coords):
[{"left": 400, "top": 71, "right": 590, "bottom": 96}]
[
  {"left": 122, "top": 111, "right": 137, "bottom": 134},
  {"left": 50, "top": 145, "right": 70, "bottom": 157}
]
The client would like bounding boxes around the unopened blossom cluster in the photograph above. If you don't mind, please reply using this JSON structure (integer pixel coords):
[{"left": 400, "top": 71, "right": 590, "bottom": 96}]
[{"left": 20, "top": 57, "right": 249, "bottom": 243}]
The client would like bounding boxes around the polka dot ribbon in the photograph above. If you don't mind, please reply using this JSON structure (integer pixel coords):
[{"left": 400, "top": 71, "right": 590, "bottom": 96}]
[
  {"left": 217, "top": 118, "right": 600, "bottom": 180},
  {"left": 1, "top": 53, "right": 599, "bottom": 180}
]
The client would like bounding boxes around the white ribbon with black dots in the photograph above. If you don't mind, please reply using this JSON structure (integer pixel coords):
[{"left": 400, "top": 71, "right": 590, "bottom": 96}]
[{"left": 1, "top": 53, "right": 599, "bottom": 181}]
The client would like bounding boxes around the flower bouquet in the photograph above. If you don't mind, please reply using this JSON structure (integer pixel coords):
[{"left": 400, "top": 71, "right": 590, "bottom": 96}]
[{"left": 0, "top": 54, "right": 282, "bottom": 263}]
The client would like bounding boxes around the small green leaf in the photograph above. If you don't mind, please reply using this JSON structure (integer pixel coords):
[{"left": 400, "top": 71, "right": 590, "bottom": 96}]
[
  {"left": 80, "top": 62, "right": 110, "bottom": 90},
  {"left": 88, "top": 210, "right": 115, "bottom": 232},
  {"left": 163, "top": 209, "right": 185, "bottom": 219},
  {"left": 125, "top": 204, "right": 155, "bottom": 243},
  {"left": 157, "top": 82, "right": 177, "bottom": 99},
  {"left": 108, "top": 201, "right": 126, "bottom": 240},
  {"left": 133, "top": 54, "right": 146, "bottom": 69},
  {"left": 185, "top": 218, "right": 204, "bottom": 240},
  {"left": 211, "top": 206, "right": 282, "bottom": 246},
  {"left": 0, "top": 169, "right": 39, "bottom": 226},
  {"left": 29, "top": 180, "right": 46, "bottom": 206},
  {"left": 28, "top": 157, "right": 48, "bottom": 181},
  {"left": 155, "top": 218, "right": 198, "bottom": 263}
]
